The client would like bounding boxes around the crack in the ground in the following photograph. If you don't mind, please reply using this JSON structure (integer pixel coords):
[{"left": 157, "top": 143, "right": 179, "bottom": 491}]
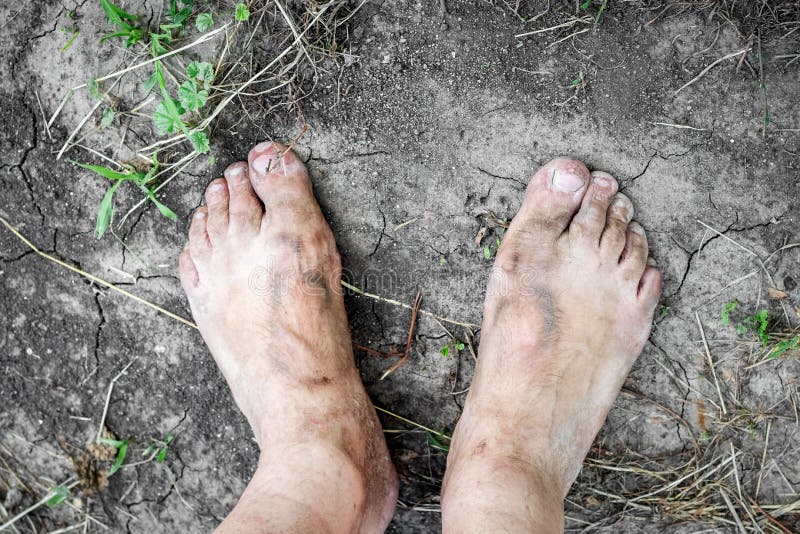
[
  {"left": 91, "top": 291, "right": 106, "bottom": 373},
  {"left": 476, "top": 166, "right": 526, "bottom": 188},
  {"left": 369, "top": 207, "right": 387, "bottom": 257}
]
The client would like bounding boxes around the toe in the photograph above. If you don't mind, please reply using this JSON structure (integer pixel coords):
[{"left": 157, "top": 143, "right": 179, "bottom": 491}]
[
  {"left": 178, "top": 245, "right": 199, "bottom": 291},
  {"left": 204, "top": 178, "right": 229, "bottom": 240},
  {"left": 494, "top": 158, "right": 589, "bottom": 272},
  {"left": 620, "top": 221, "right": 649, "bottom": 282},
  {"left": 247, "top": 141, "right": 322, "bottom": 232},
  {"left": 569, "top": 171, "right": 619, "bottom": 246},
  {"left": 514, "top": 158, "right": 591, "bottom": 240},
  {"left": 638, "top": 264, "right": 663, "bottom": 309},
  {"left": 224, "top": 162, "right": 263, "bottom": 234},
  {"left": 188, "top": 206, "right": 211, "bottom": 261},
  {"left": 600, "top": 192, "right": 634, "bottom": 260}
]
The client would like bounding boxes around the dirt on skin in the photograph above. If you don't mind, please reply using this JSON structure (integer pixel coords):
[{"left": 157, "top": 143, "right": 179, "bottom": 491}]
[{"left": 1, "top": 1, "right": 799, "bottom": 532}]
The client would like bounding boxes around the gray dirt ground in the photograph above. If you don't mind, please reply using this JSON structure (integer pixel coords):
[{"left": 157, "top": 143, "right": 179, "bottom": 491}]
[{"left": 2, "top": 0, "right": 800, "bottom": 532}]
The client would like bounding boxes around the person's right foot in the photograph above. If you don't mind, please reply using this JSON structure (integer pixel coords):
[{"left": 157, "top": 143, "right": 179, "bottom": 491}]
[{"left": 442, "top": 158, "right": 662, "bottom": 532}]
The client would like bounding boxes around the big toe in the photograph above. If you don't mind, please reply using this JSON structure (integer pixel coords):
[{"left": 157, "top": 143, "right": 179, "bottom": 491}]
[
  {"left": 516, "top": 158, "right": 590, "bottom": 238},
  {"left": 248, "top": 141, "right": 323, "bottom": 232},
  {"left": 496, "top": 158, "right": 589, "bottom": 268}
]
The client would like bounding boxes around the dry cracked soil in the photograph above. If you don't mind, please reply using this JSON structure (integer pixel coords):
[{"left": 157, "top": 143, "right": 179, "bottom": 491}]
[{"left": 1, "top": 0, "right": 800, "bottom": 532}]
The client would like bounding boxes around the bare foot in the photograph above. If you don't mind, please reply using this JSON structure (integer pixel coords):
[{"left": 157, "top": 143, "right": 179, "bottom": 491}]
[
  {"left": 441, "top": 159, "right": 662, "bottom": 532},
  {"left": 178, "top": 142, "right": 398, "bottom": 533}
]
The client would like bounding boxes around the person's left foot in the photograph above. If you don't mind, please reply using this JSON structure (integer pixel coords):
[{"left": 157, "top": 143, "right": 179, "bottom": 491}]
[{"left": 178, "top": 142, "right": 398, "bottom": 532}]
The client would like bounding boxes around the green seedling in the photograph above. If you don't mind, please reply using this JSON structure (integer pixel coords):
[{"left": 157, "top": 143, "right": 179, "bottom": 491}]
[
  {"left": 659, "top": 305, "right": 670, "bottom": 319},
  {"left": 46, "top": 486, "right": 71, "bottom": 507},
  {"left": 187, "top": 61, "right": 214, "bottom": 89},
  {"left": 721, "top": 300, "right": 738, "bottom": 326},
  {"left": 235, "top": 3, "right": 250, "bottom": 22},
  {"left": 742, "top": 309, "right": 770, "bottom": 345},
  {"left": 168, "top": 0, "right": 192, "bottom": 27},
  {"left": 61, "top": 29, "right": 80, "bottom": 52},
  {"left": 580, "top": 0, "right": 592, "bottom": 9},
  {"left": 100, "top": 107, "right": 116, "bottom": 128},
  {"left": 439, "top": 257, "right": 446, "bottom": 266},
  {"left": 153, "top": 61, "right": 210, "bottom": 153},
  {"left": 73, "top": 155, "right": 177, "bottom": 238},
  {"left": 143, "top": 432, "right": 175, "bottom": 463},
  {"left": 426, "top": 432, "right": 450, "bottom": 452},
  {"left": 483, "top": 245, "right": 493, "bottom": 260},
  {"left": 98, "top": 437, "right": 129, "bottom": 476},
  {"left": 99, "top": 0, "right": 145, "bottom": 47},
  {"left": 196, "top": 12, "right": 213, "bottom": 31},
  {"left": 87, "top": 78, "right": 102, "bottom": 99},
  {"left": 769, "top": 335, "right": 800, "bottom": 359},
  {"left": 440, "top": 339, "right": 466, "bottom": 357}
]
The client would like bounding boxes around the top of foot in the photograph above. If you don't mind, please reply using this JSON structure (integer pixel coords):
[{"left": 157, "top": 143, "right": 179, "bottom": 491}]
[
  {"left": 178, "top": 142, "right": 398, "bottom": 532},
  {"left": 442, "top": 157, "right": 661, "bottom": 531}
]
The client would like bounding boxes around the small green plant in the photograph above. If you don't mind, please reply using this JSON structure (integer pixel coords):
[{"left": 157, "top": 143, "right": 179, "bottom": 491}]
[
  {"left": 439, "top": 257, "right": 446, "bottom": 266},
  {"left": 426, "top": 432, "right": 450, "bottom": 452},
  {"left": 99, "top": 0, "right": 145, "bottom": 47},
  {"left": 196, "top": 12, "right": 213, "bottom": 31},
  {"left": 440, "top": 339, "right": 465, "bottom": 357},
  {"left": 73, "top": 154, "right": 177, "bottom": 239},
  {"left": 659, "top": 305, "right": 670, "bottom": 319},
  {"left": 100, "top": 107, "right": 116, "bottom": 128},
  {"left": 769, "top": 335, "right": 800, "bottom": 359},
  {"left": 721, "top": 300, "right": 738, "bottom": 326},
  {"left": 742, "top": 309, "right": 770, "bottom": 345},
  {"left": 482, "top": 245, "right": 493, "bottom": 260},
  {"left": 143, "top": 432, "right": 175, "bottom": 463},
  {"left": 98, "top": 437, "right": 129, "bottom": 476},
  {"left": 235, "top": 3, "right": 250, "bottom": 22},
  {"left": 46, "top": 486, "right": 71, "bottom": 507}
]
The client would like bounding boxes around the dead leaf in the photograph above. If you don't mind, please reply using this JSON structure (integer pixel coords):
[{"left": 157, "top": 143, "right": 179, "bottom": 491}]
[
  {"left": 768, "top": 287, "right": 788, "bottom": 300},
  {"left": 87, "top": 426, "right": 117, "bottom": 462},
  {"left": 474, "top": 226, "right": 487, "bottom": 246}
]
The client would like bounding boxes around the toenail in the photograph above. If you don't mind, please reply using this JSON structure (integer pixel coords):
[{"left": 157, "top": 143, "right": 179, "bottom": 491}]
[
  {"left": 254, "top": 141, "right": 275, "bottom": 153},
  {"left": 592, "top": 174, "right": 613, "bottom": 188},
  {"left": 630, "top": 222, "right": 645, "bottom": 234},
  {"left": 252, "top": 154, "right": 276, "bottom": 175},
  {"left": 207, "top": 182, "right": 225, "bottom": 194},
  {"left": 552, "top": 168, "right": 586, "bottom": 192},
  {"left": 194, "top": 210, "right": 206, "bottom": 219},
  {"left": 647, "top": 257, "right": 657, "bottom": 267}
]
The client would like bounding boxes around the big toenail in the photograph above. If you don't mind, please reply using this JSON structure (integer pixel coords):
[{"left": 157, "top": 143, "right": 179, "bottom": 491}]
[
  {"left": 252, "top": 154, "right": 275, "bottom": 175},
  {"left": 552, "top": 169, "right": 586, "bottom": 192},
  {"left": 254, "top": 141, "right": 275, "bottom": 153}
]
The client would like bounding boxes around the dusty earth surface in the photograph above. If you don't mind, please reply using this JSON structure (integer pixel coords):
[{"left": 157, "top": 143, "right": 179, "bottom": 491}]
[{"left": 2, "top": 0, "right": 800, "bottom": 532}]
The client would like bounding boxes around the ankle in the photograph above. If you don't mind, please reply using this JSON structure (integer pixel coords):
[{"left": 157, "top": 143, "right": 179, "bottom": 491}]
[
  {"left": 442, "top": 450, "right": 565, "bottom": 532},
  {"left": 256, "top": 442, "right": 369, "bottom": 529}
]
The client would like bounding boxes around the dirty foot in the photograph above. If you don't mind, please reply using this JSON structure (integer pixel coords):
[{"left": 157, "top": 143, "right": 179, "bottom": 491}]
[
  {"left": 441, "top": 159, "right": 662, "bottom": 532},
  {"left": 178, "top": 142, "right": 398, "bottom": 533}
]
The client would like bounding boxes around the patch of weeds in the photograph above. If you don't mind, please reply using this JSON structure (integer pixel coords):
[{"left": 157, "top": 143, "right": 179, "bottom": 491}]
[
  {"left": 741, "top": 309, "right": 770, "bottom": 345},
  {"left": 440, "top": 339, "right": 466, "bottom": 357},
  {"left": 72, "top": 154, "right": 177, "bottom": 239},
  {"left": 143, "top": 432, "right": 175, "bottom": 463}
]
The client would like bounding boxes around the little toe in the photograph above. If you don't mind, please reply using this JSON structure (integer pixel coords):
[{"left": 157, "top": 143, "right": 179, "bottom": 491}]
[
  {"left": 204, "top": 178, "right": 230, "bottom": 240},
  {"left": 188, "top": 206, "right": 211, "bottom": 261},
  {"left": 638, "top": 264, "right": 663, "bottom": 310},
  {"left": 224, "top": 162, "right": 263, "bottom": 234},
  {"left": 247, "top": 141, "right": 322, "bottom": 232},
  {"left": 600, "top": 192, "right": 634, "bottom": 260},
  {"left": 178, "top": 245, "right": 199, "bottom": 291},
  {"left": 620, "top": 221, "right": 649, "bottom": 282},
  {"left": 570, "top": 170, "right": 619, "bottom": 247}
]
